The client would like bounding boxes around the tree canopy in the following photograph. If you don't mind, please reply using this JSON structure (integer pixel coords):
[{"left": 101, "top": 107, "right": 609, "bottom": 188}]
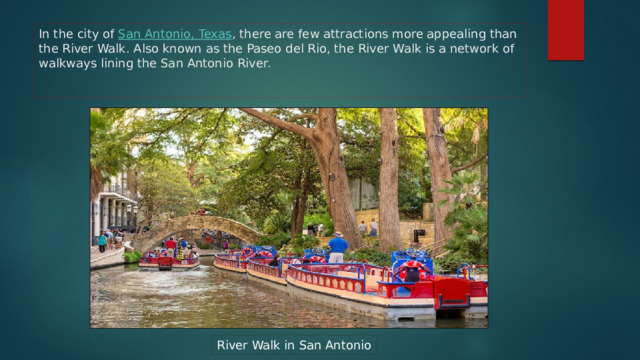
[{"left": 91, "top": 107, "right": 487, "bottom": 260}]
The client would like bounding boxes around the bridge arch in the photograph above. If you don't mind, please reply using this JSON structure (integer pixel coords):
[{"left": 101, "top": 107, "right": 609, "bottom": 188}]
[{"left": 133, "top": 215, "right": 264, "bottom": 251}]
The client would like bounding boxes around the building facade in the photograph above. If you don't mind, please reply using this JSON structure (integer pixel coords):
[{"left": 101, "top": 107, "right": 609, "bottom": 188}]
[{"left": 90, "top": 172, "right": 137, "bottom": 247}]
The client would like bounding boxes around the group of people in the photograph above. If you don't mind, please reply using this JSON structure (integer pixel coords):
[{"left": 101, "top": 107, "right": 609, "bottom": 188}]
[
  {"left": 358, "top": 218, "right": 378, "bottom": 238},
  {"left": 306, "top": 222, "right": 325, "bottom": 237},
  {"left": 305, "top": 218, "right": 378, "bottom": 240},
  {"left": 148, "top": 237, "right": 199, "bottom": 260},
  {"left": 97, "top": 229, "right": 126, "bottom": 253}
]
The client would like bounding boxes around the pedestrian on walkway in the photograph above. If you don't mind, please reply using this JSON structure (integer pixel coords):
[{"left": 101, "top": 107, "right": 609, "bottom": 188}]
[
  {"left": 307, "top": 222, "right": 315, "bottom": 237},
  {"left": 369, "top": 218, "right": 378, "bottom": 237},
  {"left": 106, "top": 229, "right": 114, "bottom": 249},
  {"left": 98, "top": 231, "right": 107, "bottom": 253},
  {"left": 224, "top": 240, "right": 229, "bottom": 253},
  {"left": 358, "top": 221, "right": 368, "bottom": 238}
]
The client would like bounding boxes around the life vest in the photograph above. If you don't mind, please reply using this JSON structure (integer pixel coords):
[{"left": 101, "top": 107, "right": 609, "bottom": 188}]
[
  {"left": 395, "top": 260, "right": 430, "bottom": 282},
  {"left": 308, "top": 256, "right": 326, "bottom": 263},
  {"left": 258, "top": 250, "right": 273, "bottom": 258}
]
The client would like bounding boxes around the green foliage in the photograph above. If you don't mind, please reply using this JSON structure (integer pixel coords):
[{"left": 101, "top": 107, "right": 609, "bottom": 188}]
[
  {"left": 304, "top": 211, "right": 333, "bottom": 236},
  {"left": 434, "top": 252, "right": 472, "bottom": 273},
  {"left": 289, "top": 234, "right": 320, "bottom": 255},
  {"left": 133, "top": 250, "right": 142, "bottom": 258},
  {"left": 345, "top": 246, "right": 391, "bottom": 267},
  {"left": 123, "top": 252, "right": 141, "bottom": 264},
  {"left": 441, "top": 108, "right": 488, "bottom": 171},
  {"left": 216, "top": 114, "right": 321, "bottom": 226},
  {"left": 90, "top": 110, "right": 133, "bottom": 200},
  {"left": 398, "top": 191, "right": 427, "bottom": 219},
  {"left": 256, "top": 233, "right": 291, "bottom": 249},
  {"left": 262, "top": 210, "right": 291, "bottom": 234},
  {"left": 439, "top": 171, "right": 488, "bottom": 264},
  {"left": 136, "top": 157, "right": 198, "bottom": 225}
]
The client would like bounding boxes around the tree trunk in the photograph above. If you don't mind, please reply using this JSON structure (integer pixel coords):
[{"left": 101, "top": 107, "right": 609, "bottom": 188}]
[
  {"left": 239, "top": 108, "right": 362, "bottom": 248},
  {"left": 290, "top": 172, "right": 302, "bottom": 237},
  {"left": 423, "top": 108, "right": 453, "bottom": 245},
  {"left": 295, "top": 167, "right": 311, "bottom": 237},
  {"left": 378, "top": 108, "right": 402, "bottom": 253}
]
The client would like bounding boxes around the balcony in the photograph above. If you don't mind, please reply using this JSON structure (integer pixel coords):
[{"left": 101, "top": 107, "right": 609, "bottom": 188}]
[{"left": 102, "top": 184, "right": 135, "bottom": 200}]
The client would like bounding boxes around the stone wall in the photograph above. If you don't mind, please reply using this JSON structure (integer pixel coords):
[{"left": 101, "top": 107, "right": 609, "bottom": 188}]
[
  {"left": 423, "top": 203, "right": 434, "bottom": 221},
  {"left": 354, "top": 209, "right": 379, "bottom": 228},
  {"left": 399, "top": 220, "right": 435, "bottom": 247}
]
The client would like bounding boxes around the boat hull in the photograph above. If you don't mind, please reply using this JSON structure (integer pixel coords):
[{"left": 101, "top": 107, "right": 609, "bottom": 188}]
[
  {"left": 139, "top": 257, "right": 200, "bottom": 271},
  {"left": 285, "top": 263, "right": 488, "bottom": 320}
]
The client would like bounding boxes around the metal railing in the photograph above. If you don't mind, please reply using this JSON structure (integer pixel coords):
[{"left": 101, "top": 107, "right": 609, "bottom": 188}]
[{"left": 103, "top": 184, "right": 135, "bottom": 199}]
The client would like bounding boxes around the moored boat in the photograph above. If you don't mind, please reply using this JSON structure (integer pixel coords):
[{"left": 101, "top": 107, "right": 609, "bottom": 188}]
[
  {"left": 213, "top": 245, "right": 278, "bottom": 274},
  {"left": 285, "top": 248, "right": 488, "bottom": 320},
  {"left": 139, "top": 254, "right": 200, "bottom": 271}
]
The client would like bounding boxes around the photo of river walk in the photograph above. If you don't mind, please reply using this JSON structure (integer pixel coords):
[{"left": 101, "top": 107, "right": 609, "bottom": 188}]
[{"left": 90, "top": 108, "right": 488, "bottom": 328}]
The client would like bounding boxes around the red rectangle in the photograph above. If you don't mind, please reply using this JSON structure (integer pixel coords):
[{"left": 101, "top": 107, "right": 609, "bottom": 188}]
[{"left": 548, "top": 0, "right": 584, "bottom": 60}]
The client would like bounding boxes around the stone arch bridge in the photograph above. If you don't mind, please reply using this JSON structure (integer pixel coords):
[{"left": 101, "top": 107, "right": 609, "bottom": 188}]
[{"left": 133, "top": 215, "right": 264, "bottom": 251}]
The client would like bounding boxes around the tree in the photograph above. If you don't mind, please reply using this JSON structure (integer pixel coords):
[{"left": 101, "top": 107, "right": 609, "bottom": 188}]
[
  {"left": 378, "top": 108, "right": 402, "bottom": 252},
  {"left": 215, "top": 119, "right": 320, "bottom": 234},
  {"left": 136, "top": 158, "right": 198, "bottom": 230},
  {"left": 423, "top": 108, "right": 454, "bottom": 245},
  {"left": 90, "top": 109, "right": 132, "bottom": 201},
  {"left": 240, "top": 108, "right": 362, "bottom": 248}
]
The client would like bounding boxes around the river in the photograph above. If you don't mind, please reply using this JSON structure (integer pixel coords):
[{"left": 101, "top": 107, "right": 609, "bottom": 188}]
[{"left": 90, "top": 257, "right": 487, "bottom": 328}]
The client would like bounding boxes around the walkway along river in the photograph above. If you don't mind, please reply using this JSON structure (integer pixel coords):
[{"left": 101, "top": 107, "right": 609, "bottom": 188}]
[{"left": 90, "top": 257, "right": 487, "bottom": 328}]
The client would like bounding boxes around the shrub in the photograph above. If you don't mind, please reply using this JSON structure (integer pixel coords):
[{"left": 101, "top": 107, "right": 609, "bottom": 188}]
[
  {"left": 434, "top": 252, "right": 472, "bottom": 273},
  {"left": 345, "top": 246, "right": 391, "bottom": 267},
  {"left": 256, "top": 233, "right": 291, "bottom": 249},
  {"left": 123, "top": 252, "right": 140, "bottom": 264},
  {"left": 304, "top": 212, "right": 333, "bottom": 236},
  {"left": 439, "top": 171, "right": 488, "bottom": 265},
  {"left": 289, "top": 234, "right": 320, "bottom": 254}
]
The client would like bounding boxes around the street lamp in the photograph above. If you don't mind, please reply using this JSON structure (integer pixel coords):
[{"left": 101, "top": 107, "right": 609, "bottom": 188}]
[{"left": 133, "top": 205, "right": 139, "bottom": 232}]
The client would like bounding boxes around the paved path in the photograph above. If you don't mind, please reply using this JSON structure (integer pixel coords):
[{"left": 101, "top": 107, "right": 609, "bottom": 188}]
[{"left": 90, "top": 247, "right": 123, "bottom": 261}]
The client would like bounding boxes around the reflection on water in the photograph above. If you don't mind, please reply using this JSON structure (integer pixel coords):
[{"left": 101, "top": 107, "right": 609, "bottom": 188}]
[{"left": 90, "top": 257, "right": 487, "bottom": 328}]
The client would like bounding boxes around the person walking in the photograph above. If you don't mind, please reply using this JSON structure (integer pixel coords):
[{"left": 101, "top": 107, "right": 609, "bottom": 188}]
[
  {"left": 328, "top": 231, "right": 348, "bottom": 263},
  {"left": 307, "top": 222, "right": 315, "bottom": 237},
  {"left": 98, "top": 231, "right": 107, "bottom": 253},
  {"left": 369, "top": 218, "right": 378, "bottom": 237},
  {"left": 105, "top": 229, "right": 114, "bottom": 249},
  {"left": 224, "top": 240, "right": 229, "bottom": 253},
  {"left": 317, "top": 223, "right": 325, "bottom": 236},
  {"left": 358, "top": 221, "right": 368, "bottom": 238}
]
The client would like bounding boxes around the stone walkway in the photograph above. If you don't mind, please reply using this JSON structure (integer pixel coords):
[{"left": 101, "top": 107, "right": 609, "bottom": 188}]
[
  {"left": 90, "top": 245, "right": 127, "bottom": 269},
  {"left": 90, "top": 246, "right": 123, "bottom": 261}
]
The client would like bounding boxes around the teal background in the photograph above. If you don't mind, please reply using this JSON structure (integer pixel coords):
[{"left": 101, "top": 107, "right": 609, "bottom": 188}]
[
  {"left": 34, "top": 23, "right": 527, "bottom": 98},
  {"left": 1, "top": 1, "right": 639, "bottom": 359}
]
